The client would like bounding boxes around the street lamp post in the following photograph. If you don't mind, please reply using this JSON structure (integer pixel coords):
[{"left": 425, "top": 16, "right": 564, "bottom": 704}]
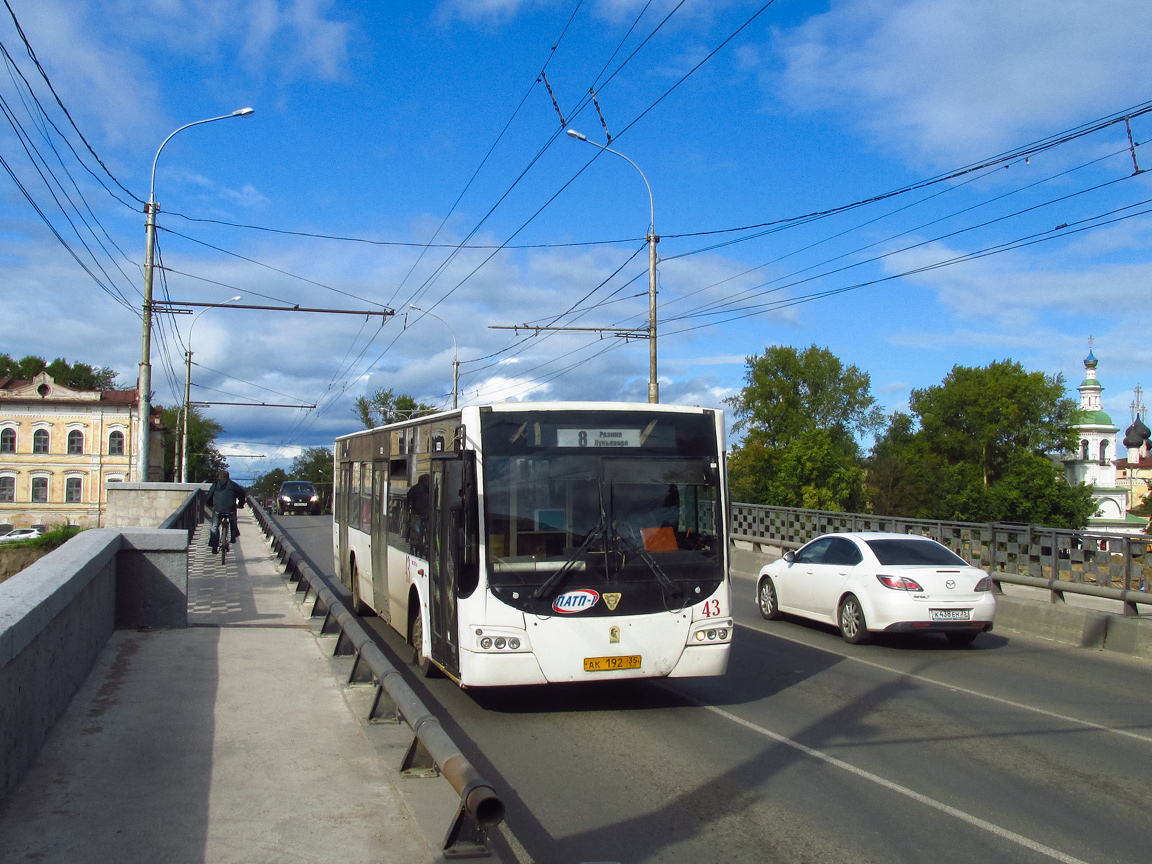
[
  {"left": 409, "top": 304, "right": 459, "bottom": 408},
  {"left": 138, "top": 107, "right": 254, "bottom": 483},
  {"left": 566, "top": 129, "right": 659, "bottom": 403},
  {"left": 181, "top": 296, "right": 241, "bottom": 483}
]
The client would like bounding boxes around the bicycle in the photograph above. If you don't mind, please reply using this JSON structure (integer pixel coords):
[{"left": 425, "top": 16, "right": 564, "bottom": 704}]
[{"left": 219, "top": 513, "right": 231, "bottom": 565}]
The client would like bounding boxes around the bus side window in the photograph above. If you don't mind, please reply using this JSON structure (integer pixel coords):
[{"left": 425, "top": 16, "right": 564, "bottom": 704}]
[
  {"left": 350, "top": 462, "right": 362, "bottom": 531},
  {"left": 360, "top": 463, "right": 373, "bottom": 528},
  {"left": 407, "top": 473, "right": 431, "bottom": 560},
  {"left": 388, "top": 458, "right": 410, "bottom": 553}
]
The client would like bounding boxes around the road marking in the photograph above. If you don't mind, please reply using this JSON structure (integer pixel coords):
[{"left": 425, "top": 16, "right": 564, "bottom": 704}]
[
  {"left": 737, "top": 622, "right": 1152, "bottom": 746},
  {"left": 688, "top": 696, "right": 1091, "bottom": 864}
]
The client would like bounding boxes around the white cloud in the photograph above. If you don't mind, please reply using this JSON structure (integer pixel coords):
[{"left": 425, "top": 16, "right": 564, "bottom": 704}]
[
  {"left": 7, "top": 0, "right": 350, "bottom": 154},
  {"left": 768, "top": 0, "right": 1152, "bottom": 165}
]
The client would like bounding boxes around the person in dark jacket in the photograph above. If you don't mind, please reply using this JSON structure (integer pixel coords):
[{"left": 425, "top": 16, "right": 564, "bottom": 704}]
[{"left": 207, "top": 469, "right": 246, "bottom": 554}]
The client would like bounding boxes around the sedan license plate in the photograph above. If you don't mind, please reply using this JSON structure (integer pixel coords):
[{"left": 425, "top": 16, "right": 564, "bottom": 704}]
[
  {"left": 930, "top": 608, "right": 971, "bottom": 621},
  {"left": 584, "top": 655, "right": 641, "bottom": 672}
]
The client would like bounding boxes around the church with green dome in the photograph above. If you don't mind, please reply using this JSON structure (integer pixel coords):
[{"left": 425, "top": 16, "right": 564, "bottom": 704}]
[{"left": 1059, "top": 347, "right": 1139, "bottom": 529}]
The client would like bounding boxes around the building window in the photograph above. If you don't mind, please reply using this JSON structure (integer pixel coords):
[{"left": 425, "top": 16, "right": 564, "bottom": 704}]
[
  {"left": 108, "top": 430, "right": 125, "bottom": 455},
  {"left": 67, "top": 430, "right": 84, "bottom": 455},
  {"left": 0, "top": 476, "right": 13, "bottom": 502},
  {"left": 0, "top": 428, "right": 14, "bottom": 453},
  {"left": 65, "top": 476, "right": 82, "bottom": 503},
  {"left": 33, "top": 429, "right": 49, "bottom": 454},
  {"left": 31, "top": 476, "right": 48, "bottom": 503}
]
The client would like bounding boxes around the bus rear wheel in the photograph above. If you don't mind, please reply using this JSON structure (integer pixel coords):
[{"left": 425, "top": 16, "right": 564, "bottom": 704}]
[{"left": 409, "top": 611, "right": 436, "bottom": 678}]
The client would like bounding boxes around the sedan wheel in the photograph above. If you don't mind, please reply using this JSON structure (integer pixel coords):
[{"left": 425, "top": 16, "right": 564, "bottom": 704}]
[
  {"left": 758, "top": 577, "right": 783, "bottom": 620},
  {"left": 838, "top": 594, "right": 871, "bottom": 644}
]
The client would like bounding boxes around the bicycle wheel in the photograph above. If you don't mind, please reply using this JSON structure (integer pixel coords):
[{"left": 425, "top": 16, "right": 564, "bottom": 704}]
[{"left": 220, "top": 520, "right": 230, "bottom": 565}]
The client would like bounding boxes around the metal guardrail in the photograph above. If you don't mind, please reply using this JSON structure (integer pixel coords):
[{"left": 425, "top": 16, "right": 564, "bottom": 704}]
[
  {"left": 731, "top": 502, "right": 1152, "bottom": 616},
  {"left": 248, "top": 501, "right": 505, "bottom": 858},
  {"left": 158, "top": 487, "right": 204, "bottom": 541}
]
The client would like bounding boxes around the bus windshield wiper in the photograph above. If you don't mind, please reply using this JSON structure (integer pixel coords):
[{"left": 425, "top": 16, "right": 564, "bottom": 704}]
[
  {"left": 615, "top": 521, "right": 682, "bottom": 601},
  {"left": 532, "top": 520, "right": 606, "bottom": 601}
]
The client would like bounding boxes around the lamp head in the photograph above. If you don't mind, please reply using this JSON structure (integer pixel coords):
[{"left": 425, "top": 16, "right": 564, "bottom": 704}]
[
  {"left": 232, "top": 107, "right": 255, "bottom": 117},
  {"left": 565, "top": 129, "right": 588, "bottom": 142}
]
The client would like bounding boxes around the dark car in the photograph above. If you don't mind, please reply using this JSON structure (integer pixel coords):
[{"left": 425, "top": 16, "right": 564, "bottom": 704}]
[{"left": 277, "top": 481, "right": 321, "bottom": 515}]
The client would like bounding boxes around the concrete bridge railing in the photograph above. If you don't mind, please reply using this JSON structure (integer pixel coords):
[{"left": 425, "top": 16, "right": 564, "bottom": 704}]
[
  {"left": 0, "top": 483, "right": 202, "bottom": 801},
  {"left": 732, "top": 502, "right": 1152, "bottom": 614}
]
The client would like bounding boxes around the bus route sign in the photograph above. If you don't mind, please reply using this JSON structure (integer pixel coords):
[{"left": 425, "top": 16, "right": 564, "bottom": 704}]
[{"left": 556, "top": 428, "right": 641, "bottom": 448}]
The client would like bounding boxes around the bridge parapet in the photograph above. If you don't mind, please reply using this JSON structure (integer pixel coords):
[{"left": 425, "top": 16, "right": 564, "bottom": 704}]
[
  {"left": 1, "top": 485, "right": 199, "bottom": 802},
  {"left": 732, "top": 502, "right": 1152, "bottom": 615}
]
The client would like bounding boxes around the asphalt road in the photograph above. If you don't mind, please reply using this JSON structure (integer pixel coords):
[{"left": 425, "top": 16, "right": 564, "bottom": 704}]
[{"left": 274, "top": 513, "right": 1152, "bottom": 864}]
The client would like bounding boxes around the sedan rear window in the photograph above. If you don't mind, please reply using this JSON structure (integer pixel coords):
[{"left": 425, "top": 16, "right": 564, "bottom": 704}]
[{"left": 865, "top": 538, "right": 969, "bottom": 567}]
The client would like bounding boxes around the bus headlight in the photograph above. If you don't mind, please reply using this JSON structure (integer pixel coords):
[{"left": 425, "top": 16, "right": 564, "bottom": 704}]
[
  {"left": 474, "top": 628, "right": 529, "bottom": 652},
  {"left": 688, "top": 621, "right": 732, "bottom": 645}
]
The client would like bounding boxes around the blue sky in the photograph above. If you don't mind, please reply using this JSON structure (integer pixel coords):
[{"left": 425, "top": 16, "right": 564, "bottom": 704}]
[{"left": 2, "top": 0, "right": 1151, "bottom": 479}]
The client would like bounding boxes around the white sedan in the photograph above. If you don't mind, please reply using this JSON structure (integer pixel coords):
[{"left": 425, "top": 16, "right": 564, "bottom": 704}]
[
  {"left": 0, "top": 527, "right": 42, "bottom": 543},
  {"left": 756, "top": 532, "right": 996, "bottom": 645}
]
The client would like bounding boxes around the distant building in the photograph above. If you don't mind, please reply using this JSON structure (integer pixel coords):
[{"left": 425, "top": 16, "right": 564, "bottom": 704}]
[
  {"left": 1059, "top": 349, "right": 1144, "bottom": 532},
  {"left": 1117, "top": 410, "right": 1152, "bottom": 517},
  {"left": 0, "top": 372, "right": 164, "bottom": 530}
]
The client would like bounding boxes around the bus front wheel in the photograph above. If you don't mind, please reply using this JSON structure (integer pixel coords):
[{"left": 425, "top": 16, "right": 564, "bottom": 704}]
[{"left": 409, "top": 611, "right": 436, "bottom": 678}]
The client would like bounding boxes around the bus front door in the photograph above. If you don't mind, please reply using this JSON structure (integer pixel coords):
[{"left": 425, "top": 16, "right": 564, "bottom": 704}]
[
  {"left": 428, "top": 459, "right": 460, "bottom": 677},
  {"left": 337, "top": 463, "right": 351, "bottom": 588}
]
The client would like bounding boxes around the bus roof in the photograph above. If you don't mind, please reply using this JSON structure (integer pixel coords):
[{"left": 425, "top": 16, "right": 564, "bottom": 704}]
[{"left": 333, "top": 401, "right": 721, "bottom": 443}]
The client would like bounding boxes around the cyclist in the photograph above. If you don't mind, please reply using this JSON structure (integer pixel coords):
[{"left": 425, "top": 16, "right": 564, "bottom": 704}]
[{"left": 207, "top": 469, "right": 246, "bottom": 555}]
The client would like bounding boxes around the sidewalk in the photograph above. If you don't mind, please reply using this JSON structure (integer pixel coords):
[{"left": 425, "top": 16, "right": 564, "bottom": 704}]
[{"left": 0, "top": 512, "right": 435, "bottom": 864}]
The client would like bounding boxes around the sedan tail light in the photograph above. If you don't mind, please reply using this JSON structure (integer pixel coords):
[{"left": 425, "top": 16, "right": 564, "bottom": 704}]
[
  {"left": 876, "top": 574, "right": 924, "bottom": 591},
  {"left": 974, "top": 576, "right": 993, "bottom": 592}
]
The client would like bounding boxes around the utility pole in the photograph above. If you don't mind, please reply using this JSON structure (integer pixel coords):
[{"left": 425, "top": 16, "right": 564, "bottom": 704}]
[{"left": 565, "top": 129, "right": 659, "bottom": 402}]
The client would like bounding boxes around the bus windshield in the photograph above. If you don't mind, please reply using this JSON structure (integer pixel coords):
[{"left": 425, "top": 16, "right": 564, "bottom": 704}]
[{"left": 480, "top": 410, "right": 723, "bottom": 613}]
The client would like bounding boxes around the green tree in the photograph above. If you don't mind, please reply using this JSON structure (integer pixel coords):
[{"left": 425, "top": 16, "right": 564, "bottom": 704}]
[
  {"left": 353, "top": 388, "right": 436, "bottom": 428},
  {"left": 0, "top": 354, "right": 117, "bottom": 389},
  {"left": 909, "top": 361, "right": 1078, "bottom": 487},
  {"left": 770, "top": 429, "right": 869, "bottom": 512},
  {"left": 986, "top": 451, "right": 1098, "bottom": 528},
  {"left": 726, "top": 345, "right": 880, "bottom": 507},
  {"left": 727, "top": 344, "right": 884, "bottom": 448},
  {"left": 864, "top": 412, "right": 940, "bottom": 517},
  {"left": 161, "top": 405, "right": 226, "bottom": 482},
  {"left": 870, "top": 361, "right": 1096, "bottom": 528},
  {"left": 249, "top": 468, "right": 289, "bottom": 507}
]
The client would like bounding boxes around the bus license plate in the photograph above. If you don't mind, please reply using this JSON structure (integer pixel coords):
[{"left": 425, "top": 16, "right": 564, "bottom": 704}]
[
  {"left": 930, "top": 609, "right": 971, "bottom": 621},
  {"left": 584, "top": 655, "right": 641, "bottom": 672}
]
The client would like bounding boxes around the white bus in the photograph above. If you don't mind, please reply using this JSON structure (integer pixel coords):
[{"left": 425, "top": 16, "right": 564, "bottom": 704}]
[{"left": 332, "top": 402, "right": 732, "bottom": 686}]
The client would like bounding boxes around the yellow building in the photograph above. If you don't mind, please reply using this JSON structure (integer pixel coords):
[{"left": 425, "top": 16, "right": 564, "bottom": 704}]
[{"left": 0, "top": 372, "right": 163, "bottom": 530}]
